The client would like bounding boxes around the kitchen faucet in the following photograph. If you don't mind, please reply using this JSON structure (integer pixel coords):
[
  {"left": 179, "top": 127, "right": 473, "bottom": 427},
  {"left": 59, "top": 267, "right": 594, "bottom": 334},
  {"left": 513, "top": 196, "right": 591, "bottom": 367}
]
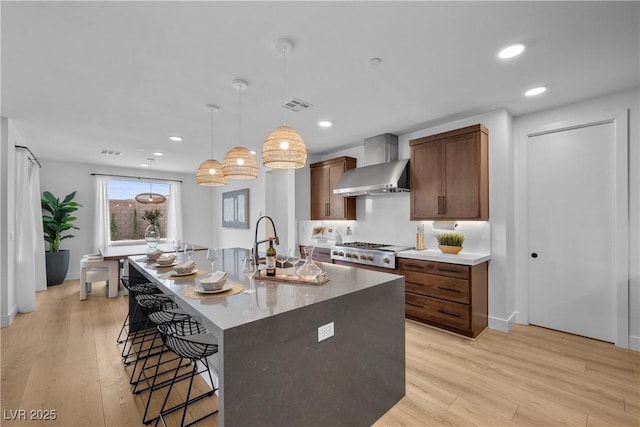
[{"left": 253, "top": 215, "right": 279, "bottom": 264}]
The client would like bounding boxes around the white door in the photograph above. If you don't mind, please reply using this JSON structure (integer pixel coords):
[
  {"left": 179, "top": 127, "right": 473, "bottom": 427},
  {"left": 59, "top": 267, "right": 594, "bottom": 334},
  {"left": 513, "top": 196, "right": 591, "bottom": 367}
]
[{"left": 528, "top": 122, "right": 615, "bottom": 342}]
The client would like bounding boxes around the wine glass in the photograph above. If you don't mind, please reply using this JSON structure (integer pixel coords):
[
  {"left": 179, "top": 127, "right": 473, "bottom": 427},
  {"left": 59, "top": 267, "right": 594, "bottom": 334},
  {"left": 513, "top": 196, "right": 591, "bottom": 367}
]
[
  {"left": 288, "top": 247, "right": 301, "bottom": 276},
  {"left": 183, "top": 243, "right": 194, "bottom": 261},
  {"left": 242, "top": 256, "right": 257, "bottom": 294},
  {"left": 206, "top": 248, "right": 217, "bottom": 273},
  {"left": 276, "top": 248, "right": 289, "bottom": 276},
  {"left": 172, "top": 239, "right": 181, "bottom": 256}
]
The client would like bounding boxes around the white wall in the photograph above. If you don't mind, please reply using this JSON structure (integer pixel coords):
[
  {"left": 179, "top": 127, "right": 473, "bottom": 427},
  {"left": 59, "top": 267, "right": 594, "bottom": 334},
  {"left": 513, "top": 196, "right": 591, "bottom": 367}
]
[
  {"left": 513, "top": 88, "right": 640, "bottom": 349},
  {"left": 38, "top": 159, "right": 213, "bottom": 280},
  {"left": 210, "top": 170, "right": 267, "bottom": 251},
  {"left": 298, "top": 110, "right": 515, "bottom": 331}
]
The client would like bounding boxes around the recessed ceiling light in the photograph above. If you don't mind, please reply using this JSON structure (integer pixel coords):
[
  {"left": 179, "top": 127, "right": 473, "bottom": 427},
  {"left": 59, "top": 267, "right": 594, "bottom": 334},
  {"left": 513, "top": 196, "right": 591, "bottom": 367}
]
[
  {"left": 318, "top": 120, "right": 332, "bottom": 128},
  {"left": 249, "top": 150, "right": 257, "bottom": 155},
  {"left": 153, "top": 152, "right": 164, "bottom": 156},
  {"left": 525, "top": 86, "right": 547, "bottom": 97},
  {"left": 498, "top": 43, "right": 525, "bottom": 59},
  {"left": 140, "top": 163, "right": 149, "bottom": 167},
  {"left": 169, "top": 135, "right": 183, "bottom": 142}
]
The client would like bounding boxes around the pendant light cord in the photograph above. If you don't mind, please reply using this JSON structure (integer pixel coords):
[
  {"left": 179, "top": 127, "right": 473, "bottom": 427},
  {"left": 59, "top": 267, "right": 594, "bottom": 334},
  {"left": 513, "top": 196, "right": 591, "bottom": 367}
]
[
  {"left": 282, "top": 45, "right": 287, "bottom": 126},
  {"left": 238, "top": 84, "right": 242, "bottom": 145},
  {"left": 210, "top": 108, "right": 214, "bottom": 159}
]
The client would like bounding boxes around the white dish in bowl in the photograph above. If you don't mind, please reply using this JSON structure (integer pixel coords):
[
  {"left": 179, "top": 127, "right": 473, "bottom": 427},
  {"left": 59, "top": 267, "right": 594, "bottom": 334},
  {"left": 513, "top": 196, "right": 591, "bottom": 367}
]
[
  {"left": 194, "top": 282, "right": 233, "bottom": 294},
  {"left": 154, "top": 261, "right": 178, "bottom": 268},
  {"left": 171, "top": 269, "right": 198, "bottom": 277}
]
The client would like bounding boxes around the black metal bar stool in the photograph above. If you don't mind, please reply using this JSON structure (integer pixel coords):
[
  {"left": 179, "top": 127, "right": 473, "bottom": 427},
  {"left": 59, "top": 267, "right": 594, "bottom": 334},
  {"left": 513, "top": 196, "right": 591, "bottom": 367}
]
[
  {"left": 132, "top": 296, "right": 193, "bottom": 424},
  {"left": 154, "top": 318, "right": 219, "bottom": 427},
  {"left": 117, "top": 276, "right": 161, "bottom": 344},
  {"left": 118, "top": 277, "right": 163, "bottom": 364},
  {"left": 124, "top": 293, "right": 177, "bottom": 371},
  {"left": 130, "top": 294, "right": 190, "bottom": 384}
]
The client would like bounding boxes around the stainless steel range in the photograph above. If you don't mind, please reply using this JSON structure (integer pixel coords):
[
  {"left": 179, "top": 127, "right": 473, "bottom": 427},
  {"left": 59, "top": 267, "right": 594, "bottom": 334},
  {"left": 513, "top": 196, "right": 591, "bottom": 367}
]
[{"left": 331, "top": 242, "right": 413, "bottom": 269}]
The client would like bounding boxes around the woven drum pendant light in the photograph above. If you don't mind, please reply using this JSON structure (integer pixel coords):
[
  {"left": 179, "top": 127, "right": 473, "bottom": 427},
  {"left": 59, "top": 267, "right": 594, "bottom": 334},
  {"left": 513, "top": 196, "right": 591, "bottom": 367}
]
[
  {"left": 223, "top": 79, "right": 258, "bottom": 179},
  {"left": 135, "top": 158, "right": 167, "bottom": 204},
  {"left": 196, "top": 104, "right": 227, "bottom": 186},
  {"left": 262, "top": 38, "right": 307, "bottom": 170}
]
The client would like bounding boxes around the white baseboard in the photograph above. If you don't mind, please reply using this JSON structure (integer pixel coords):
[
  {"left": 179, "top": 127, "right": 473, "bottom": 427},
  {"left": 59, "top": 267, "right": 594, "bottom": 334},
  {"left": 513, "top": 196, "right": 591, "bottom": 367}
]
[
  {"left": 1, "top": 304, "right": 17, "bottom": 327},
  {"left": 488, "top": 311, "right": 517, "bottom": 333},
  {"left": 66, "top": 271, "right": 80, "bottom": 280},
  {"left": 630, "top": 335, "right": 640, "bottom": 352}
]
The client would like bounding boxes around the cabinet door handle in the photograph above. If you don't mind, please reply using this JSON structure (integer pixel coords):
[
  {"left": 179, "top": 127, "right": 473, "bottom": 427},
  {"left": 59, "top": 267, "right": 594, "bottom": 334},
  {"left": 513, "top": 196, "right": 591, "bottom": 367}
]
[
  {"left": 442, "top": 195, "right": 447, "bottom": 214},
  {"left": 406, "top": 301, "right": 424, "bottom": 308},
  {"left": 437, "top": 286, "right": 461, "bottom": 293},
  {"left": 438, "top": 268, "right": 461, "bottom": 274},
  {"left": 438, "top": 309, "right": 461, "bottom": 318},
  {"left": 437, "top": 196, "right": 443, "bottom": 214},
  {"left": 405, "top": 263, "right": 424, "bottom": 269},
  {"left": 325, "top": 203, "right": 330, "bottom": 216}
]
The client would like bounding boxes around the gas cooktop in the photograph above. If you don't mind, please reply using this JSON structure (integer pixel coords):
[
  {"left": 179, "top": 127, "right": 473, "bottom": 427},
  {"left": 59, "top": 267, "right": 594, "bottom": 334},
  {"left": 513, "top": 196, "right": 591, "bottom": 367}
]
[{"left": 332, "top": 242, "right": 413, "bottom": 269}]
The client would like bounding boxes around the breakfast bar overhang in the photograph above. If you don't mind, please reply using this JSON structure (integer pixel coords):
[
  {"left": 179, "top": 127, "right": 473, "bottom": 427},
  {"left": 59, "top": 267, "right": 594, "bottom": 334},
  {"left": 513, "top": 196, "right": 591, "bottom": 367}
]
[{"left": 128, "top": 248, "right": 406, "bottom": 427}]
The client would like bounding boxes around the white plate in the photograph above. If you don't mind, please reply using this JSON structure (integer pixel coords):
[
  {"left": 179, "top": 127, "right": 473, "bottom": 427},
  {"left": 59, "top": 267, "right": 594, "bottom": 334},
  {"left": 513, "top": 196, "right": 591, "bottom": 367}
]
[
  {"left": 194, "top": 282, "right": 233, "bottom": 294},
  {"left": 171, "top": 269, "right": 198, "bottom": 277},
  {"left": 154, "top": 261, "right": 178, "bottom": 268}
]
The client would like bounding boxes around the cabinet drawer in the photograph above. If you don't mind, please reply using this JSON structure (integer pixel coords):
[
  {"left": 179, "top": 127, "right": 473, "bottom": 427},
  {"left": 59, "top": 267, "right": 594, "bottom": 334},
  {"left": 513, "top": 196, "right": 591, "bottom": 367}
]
[
  {"left": 398, "top": 258, "right": 469, "bottom": 279},
  {"left": 303, "top": 246, "right": 332, "bottom": 263},
  {"left": 404, "top": 271, "right": 469, "bottom": 304},
  {"left": 405, "top": 293, "right": 470, "bottom": 331}
]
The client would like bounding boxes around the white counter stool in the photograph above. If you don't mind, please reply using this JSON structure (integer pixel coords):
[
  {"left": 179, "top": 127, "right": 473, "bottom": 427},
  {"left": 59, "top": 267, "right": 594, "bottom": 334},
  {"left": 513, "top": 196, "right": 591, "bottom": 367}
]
[
  {"left": 80, "top": 254, "right": 119, "bottom": 300},
  {"left": 155, "top": 318, "right": 219, "bottom": 427}
]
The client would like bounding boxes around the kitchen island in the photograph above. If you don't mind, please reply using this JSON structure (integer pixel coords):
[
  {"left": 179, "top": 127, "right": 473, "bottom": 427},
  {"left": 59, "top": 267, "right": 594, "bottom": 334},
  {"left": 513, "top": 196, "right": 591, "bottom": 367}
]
[{"left": 128, "top": 248, "right": 405, "bottom": 427}]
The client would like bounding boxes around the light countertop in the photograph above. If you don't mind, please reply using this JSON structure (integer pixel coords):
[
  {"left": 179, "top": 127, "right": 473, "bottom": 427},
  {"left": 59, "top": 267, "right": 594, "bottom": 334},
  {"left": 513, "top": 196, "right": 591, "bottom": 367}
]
[
  {"left": 129, "top": 248, "right": 404, "bottom": 332},
  {"left": 397, "top": 249, "right": 490, "bottom": 265}
]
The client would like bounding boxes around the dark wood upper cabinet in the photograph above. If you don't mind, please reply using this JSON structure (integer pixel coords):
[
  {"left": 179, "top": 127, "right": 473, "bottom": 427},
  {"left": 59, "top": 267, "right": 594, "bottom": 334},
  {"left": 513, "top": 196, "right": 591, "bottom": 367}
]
[
  {"left": 410, "top": 124, "right": 489, "bottom": 220},
  {"left": 310, "top": 156, "right": 357, "bottom": 220}
]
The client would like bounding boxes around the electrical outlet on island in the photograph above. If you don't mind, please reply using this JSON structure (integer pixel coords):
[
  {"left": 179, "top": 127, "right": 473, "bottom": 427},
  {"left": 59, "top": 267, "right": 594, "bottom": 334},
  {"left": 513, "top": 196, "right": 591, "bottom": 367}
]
[{"left": 318, "top": 322, "right": 334, "bottom": 342}]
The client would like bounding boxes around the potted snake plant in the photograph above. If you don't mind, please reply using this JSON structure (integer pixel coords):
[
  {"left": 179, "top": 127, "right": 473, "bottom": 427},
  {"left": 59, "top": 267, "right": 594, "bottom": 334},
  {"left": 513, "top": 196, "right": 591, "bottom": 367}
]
[{"left": 42, "top": 190, "right": 82, "bottom": 285}]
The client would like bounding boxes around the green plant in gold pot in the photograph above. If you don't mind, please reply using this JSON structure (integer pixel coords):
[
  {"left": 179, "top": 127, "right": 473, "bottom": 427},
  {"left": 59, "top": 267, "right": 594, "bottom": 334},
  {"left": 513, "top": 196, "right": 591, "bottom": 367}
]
[{"left": 436, "top": 232, "right": 464, "bottom": 254}]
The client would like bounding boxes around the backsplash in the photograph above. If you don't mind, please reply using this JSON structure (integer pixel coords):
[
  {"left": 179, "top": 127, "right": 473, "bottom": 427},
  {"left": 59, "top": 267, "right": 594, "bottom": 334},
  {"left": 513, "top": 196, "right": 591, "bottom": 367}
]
[{"left": 298, "top": 193, "right": 491, "bottom": 254}]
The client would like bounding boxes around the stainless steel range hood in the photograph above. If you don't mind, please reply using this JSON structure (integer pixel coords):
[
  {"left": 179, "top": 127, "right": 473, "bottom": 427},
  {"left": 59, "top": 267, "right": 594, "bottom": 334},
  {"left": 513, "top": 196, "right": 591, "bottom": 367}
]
[{"left": 333, "top": 133, "right": 410, "bottom": 197}]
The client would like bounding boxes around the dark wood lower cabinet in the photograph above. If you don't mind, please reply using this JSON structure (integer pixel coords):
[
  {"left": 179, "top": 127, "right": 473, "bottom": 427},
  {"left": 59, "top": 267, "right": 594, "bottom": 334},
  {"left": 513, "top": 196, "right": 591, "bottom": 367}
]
[{"left": 398, "top": 258, "right": 488, "bottom": 338}]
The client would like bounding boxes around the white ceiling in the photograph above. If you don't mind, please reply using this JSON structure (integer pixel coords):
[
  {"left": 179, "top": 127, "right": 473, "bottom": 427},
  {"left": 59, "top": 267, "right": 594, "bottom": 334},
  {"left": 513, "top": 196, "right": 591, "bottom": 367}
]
[{"left": 2, "top": 1, "right": 638, "bottom": 174}]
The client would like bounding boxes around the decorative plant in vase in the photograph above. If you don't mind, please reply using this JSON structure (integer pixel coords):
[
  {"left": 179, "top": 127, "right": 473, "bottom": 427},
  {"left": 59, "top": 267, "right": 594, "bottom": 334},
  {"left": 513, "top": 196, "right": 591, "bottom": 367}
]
[
  {"left": 436, "top": 232, "right": 465, "bottom": 254},
  {"left": 41, "top": 190, "right": 82, "bottom": 285},
  {"left": 141, "top": 208, "right": 162, "bottom": 248}
]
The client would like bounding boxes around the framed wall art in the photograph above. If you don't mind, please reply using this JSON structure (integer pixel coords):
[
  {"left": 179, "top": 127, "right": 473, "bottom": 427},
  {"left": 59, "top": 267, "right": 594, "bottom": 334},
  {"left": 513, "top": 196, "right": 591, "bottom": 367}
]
[{"left": 222, "top": 188, "right": 249, "bottom": 229}]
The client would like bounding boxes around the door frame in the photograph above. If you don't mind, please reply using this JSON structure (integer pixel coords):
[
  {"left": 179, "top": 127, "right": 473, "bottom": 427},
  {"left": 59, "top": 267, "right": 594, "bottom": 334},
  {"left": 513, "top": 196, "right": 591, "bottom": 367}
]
[{"left": 514, "top": 109, "right": 629, "bottom": 348}]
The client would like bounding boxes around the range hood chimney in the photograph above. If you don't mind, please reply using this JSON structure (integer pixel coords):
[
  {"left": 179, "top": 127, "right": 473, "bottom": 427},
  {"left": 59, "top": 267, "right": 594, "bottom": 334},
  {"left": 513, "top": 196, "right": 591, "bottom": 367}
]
[{"left": 333, "top": 133, "right": 410, "bottom": 197}]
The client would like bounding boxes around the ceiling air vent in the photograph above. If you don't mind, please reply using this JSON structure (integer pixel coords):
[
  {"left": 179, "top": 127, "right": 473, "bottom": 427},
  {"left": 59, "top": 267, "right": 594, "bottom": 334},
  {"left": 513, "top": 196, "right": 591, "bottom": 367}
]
[
  {"left": 100, "top": 149, "right": 123, "bottom": 156},
  {"left": 282, "top": 98, "right": 313, "bottom": 112}
]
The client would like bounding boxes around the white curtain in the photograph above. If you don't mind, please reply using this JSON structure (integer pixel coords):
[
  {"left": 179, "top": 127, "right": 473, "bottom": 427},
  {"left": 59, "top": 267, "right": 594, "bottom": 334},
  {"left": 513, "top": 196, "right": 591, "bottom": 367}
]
[
  {"left": 94, "top": 175, "right": 110, "bottom": 250},
  {"left": 166, "top": 181, "right": 183, "bottom": 242},
  {"left": 15, "top": 148, "right": 46, "bottom": 312}
]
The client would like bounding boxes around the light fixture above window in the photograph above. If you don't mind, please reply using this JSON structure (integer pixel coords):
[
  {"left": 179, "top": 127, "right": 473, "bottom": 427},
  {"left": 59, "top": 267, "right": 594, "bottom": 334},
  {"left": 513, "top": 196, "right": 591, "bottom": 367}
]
[
  {"left": 197, "top": 104, "right": 227, "bottom": 186},
  {"left": 223, "top": 79, "right": 258, "bottom": 179},
  {"left": 262, "top": 38, "right": 307, "bottom": 170},
  {"left": 135, "top": 158, "right": 167, "bottom": 204}
]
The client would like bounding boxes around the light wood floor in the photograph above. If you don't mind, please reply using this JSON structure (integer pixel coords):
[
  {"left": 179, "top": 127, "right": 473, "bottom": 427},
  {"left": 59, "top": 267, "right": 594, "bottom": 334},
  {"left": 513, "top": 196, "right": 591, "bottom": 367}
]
[{"left": 2, "top": 280, "right": 639, "bottom": 427}]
